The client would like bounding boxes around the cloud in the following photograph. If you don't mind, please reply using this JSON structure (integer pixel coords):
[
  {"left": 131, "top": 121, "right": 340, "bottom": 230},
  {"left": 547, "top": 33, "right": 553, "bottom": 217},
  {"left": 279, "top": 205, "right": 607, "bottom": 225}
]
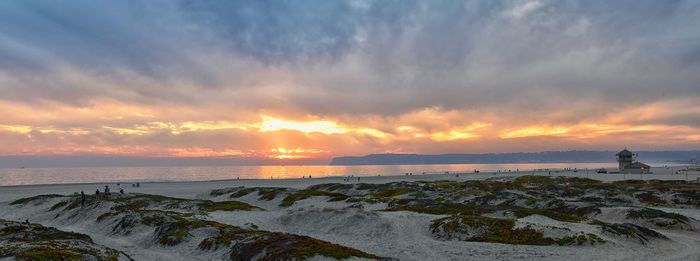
[
  {"left": 505, "top": 0, "right": 544, "bottom": 18},
  {"left": 0, "top": 0, "right": 699, "bottom": 158}
]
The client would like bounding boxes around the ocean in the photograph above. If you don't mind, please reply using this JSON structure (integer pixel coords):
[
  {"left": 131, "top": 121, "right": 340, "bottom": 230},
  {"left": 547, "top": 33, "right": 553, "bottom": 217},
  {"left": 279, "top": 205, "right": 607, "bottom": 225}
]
[{"left": 0, "top": 162, "right": 637, "bottom": 186}]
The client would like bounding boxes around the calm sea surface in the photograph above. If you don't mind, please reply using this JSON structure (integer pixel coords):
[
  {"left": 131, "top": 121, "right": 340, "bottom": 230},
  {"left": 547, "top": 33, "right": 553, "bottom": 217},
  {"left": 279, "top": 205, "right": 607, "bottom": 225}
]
[{"left": 0, "top": 162, "right": 634, "bottom": 186}]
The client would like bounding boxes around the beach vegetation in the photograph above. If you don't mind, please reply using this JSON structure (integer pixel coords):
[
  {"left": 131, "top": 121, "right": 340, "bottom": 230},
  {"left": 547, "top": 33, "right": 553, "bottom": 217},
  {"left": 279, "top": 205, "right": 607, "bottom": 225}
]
[
  {"left": 210, "top": 187, "right": 243, "bottom": 197},
  {"left": 370, "top": 187, "right": 411, "bottom": 199},
  {"left": 555, "top": 233, "right": 606, "bottom": 245},
  {"left": 600, "top": 223, "right": 668, "bottom": 244},
  {"left": 229, "top": 232, "right": 381, "bottom": 260},
  {"left": 387, "top": 199, "right": 481, "bottom": 215},
  {"left": 626, "top": 208, "right": 692, "bottom": 224},
  {"left": 308, "top": 183, "right": 354, "bottom": 192},
  {"left": 512, "top": 175, "right": 556, "bottom": 187},
  {"left": 199, "top": 200, "right": 261, "bottom": 212},
  {"left": 513, "top": 208, "right": 586, "bottom": 222},
  {"left": 279, "top": 189, "right": 348, "bottom": 207},
  {"left": 10, "top": 194, "right": 64, "bottom": 205},
  {"left": 15, "top": 247, "right": 82, "bottom": 261},
  {"left": 430, "top": 214, "right": 554, "bottom": 245},
  {"left": 590, "top": 219, "right": 608, "bottom": 226}
]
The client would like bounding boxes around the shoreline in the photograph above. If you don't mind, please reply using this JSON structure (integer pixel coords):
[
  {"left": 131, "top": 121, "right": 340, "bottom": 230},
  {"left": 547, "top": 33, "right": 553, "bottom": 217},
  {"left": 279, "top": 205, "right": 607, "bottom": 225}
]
[{"left": 0, "top": 163, "right": 695, "bottom": 188}]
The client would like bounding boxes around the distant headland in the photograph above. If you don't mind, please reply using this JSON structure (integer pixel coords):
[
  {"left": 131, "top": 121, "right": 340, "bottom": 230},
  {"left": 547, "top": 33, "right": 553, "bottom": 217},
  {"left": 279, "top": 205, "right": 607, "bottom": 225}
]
[{"left": 329, "top": 150, "right": 700, "bottom": 165}]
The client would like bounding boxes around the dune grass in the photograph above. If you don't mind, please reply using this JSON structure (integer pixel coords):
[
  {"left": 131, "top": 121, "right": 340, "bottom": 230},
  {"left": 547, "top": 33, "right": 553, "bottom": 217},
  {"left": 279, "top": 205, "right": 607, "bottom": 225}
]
[{"left": 279, "top": 189, "right": 349, "bottom": 207}]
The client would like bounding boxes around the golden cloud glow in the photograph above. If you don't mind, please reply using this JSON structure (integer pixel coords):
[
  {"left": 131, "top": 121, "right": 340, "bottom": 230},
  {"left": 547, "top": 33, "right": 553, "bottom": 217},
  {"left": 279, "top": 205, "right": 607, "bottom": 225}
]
[
  {"left": 166, "top": 147, "right": 248, "bottom": 157},
  {"left": 354, "top": 128, "right": 389, "bottom": 138},
  {"left": 500, "top": 126, "right": 570, "bottom": 139},
  {"left": 0, "top": 125, "right": 32, "bottom": 134},
  {"left": 499, "top": 123, "right": 696, "bottom": 141},
  {"left": 269, "top": 147, "right": 325, "bottom": 159},
  {"left": 428, "top": 127, "right": 485, "bottom": 141},
  {"left": 258, "top": 116, "right": 347, "bottom": 134},
  {"left": 102, "top": 121, "right": 251, "bottom": 136},
  {"left": 103, "top": 126, "right": 150, "bottom": 136},
  {"left": 257, "top": 116, "right": 389, "bottom": 138},
  {"left": 396, "top": 126, "right": 416, "bottom": 132},
  {"left": 0, "top": 125, "right": 90, "bottom": 135},
  {"left": 176, "top": 121, "right": 250, "bottom": 133},
  {"left": 396, "top": 123, "right": 491, "bottom": 141},
  {"left": 1, "top": 101, "right": 698, "bottom": 158},
  {"left": 430, "top": 130, "right": 478, "bottom": 141}
]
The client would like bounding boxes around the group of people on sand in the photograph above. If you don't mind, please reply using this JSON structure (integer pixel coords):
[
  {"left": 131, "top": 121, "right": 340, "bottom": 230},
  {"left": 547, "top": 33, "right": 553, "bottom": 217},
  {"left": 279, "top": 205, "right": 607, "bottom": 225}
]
[
  {"left": 342, "top": 175, "right": 360, "bottom": 182},
  {"left": 79, "top": 182, "right": 141, "bottom": 208}
]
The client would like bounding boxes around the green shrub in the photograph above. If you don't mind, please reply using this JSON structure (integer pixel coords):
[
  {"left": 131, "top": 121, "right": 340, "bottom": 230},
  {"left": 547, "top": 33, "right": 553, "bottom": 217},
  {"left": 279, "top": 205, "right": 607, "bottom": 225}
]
[
  {"left": 626, "top": 208, "right": 691, "bottom": 223},
  {"left": 199, "top": 201, "right": 260, "bottom": 212},
  {"left": 431, "top": 214, "right": 554, "bottom": 245},
  {"left": 514, "top": 208, "right": 586, "bottom": 223},
  {"left": 16, "top": 247, "right": 81, "bottom": 261},
  {"left": 279, "top": 190, "right": 348, "bottom": 207}
]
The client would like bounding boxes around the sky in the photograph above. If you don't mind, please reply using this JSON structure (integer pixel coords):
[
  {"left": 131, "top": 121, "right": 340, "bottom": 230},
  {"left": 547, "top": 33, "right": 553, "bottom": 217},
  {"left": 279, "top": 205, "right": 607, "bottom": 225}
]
[{"left": 0, "top": 0, "right": 699, "bottom": 164}]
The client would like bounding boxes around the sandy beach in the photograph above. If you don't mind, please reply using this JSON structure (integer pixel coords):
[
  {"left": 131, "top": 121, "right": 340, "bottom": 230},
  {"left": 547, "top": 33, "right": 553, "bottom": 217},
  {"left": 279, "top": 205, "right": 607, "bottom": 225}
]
[{"left": 1, "top": 167, "right": 699, "bottom": 260}]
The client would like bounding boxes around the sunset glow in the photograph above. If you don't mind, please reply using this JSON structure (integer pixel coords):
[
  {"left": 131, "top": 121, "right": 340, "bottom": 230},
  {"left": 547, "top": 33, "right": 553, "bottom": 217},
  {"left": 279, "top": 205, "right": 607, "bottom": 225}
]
[
  {"left": 2, "top": 106, "right": 698, "bottom": 161},
  {"left": 259, "top": 116, "right": 348, "bottom": 135},
  {"left": 0, "top": 1, "right": 698, "bottom": 164},
  {"left": 500, "top": 126, "right": 570, "bottom": 139}
]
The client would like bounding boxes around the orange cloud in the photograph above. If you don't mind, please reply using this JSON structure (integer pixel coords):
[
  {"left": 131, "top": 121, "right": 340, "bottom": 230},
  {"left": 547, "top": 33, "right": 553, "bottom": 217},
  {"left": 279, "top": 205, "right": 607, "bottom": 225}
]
[
  {"left": 268, "top": 147, "right": 325, "bottom": 159},
  {"left": 0, "top": 101, "right": 698, "bottom": 158},
  {"left": 258, "top": 116, "right": 347, "bottom": 134},
  {"left": 500, "top": 126, "right": 570, "bottom": 139},
  {"left": 0, "top": 124, "right": 33, "bottom": 134},
  {"left": 258, "top": 115, "right": 389, "bottom": 138}
]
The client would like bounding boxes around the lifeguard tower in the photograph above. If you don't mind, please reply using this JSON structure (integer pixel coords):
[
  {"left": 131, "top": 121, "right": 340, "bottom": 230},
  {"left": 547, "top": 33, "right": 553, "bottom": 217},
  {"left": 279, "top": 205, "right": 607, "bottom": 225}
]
[
  {"left": 616, "top": 149, "right": 651, "bottom": 174},
  {"left": 616, "top": 149, "right": 634, "bottom": 171}
]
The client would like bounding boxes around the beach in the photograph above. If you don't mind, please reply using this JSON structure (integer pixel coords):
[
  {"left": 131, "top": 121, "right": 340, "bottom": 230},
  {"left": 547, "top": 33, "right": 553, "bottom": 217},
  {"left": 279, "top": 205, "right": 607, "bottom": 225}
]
[
  {"left": 0, "top": 166, "right": 697, "bottom": 202},
  {"left": 1, "top": 167, "right": 699, "bottom": 260}
]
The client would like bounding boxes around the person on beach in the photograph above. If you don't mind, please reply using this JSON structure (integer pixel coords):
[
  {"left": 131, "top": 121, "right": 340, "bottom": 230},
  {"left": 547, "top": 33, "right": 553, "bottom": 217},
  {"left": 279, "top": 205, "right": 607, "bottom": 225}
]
[
  {"left": 105, "top": 185, "right": 110, "bottom": 195},
  {"left": 81, "top": 191, "right": 86, "bottom": 207},
  {"left": 95, "top": 188, "right": 100, "bottom": 195},
  {"left": 118, "top": 183, "right": 124, "bottom": 194}
]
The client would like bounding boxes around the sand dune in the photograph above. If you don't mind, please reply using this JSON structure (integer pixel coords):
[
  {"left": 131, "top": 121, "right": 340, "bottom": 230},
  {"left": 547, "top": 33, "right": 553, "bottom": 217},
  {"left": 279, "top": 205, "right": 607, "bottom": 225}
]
[{"left": 1, "top": 168, "right": 699, "bottom": 260}]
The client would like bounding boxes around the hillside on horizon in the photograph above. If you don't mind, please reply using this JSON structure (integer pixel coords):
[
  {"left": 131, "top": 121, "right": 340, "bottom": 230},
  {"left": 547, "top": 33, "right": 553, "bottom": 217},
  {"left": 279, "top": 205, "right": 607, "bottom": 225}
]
[{"left": 330, "top": 150, "right": 700, "bottom": 165}]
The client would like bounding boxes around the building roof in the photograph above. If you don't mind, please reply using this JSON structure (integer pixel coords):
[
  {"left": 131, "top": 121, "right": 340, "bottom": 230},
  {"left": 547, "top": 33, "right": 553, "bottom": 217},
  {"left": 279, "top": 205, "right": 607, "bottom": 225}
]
[
  {"left": 627, "top": 162, "right": 650, "bottom": 169},
  {"left": 616, "top": 149, "right": 634, "bottom": 156}
]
